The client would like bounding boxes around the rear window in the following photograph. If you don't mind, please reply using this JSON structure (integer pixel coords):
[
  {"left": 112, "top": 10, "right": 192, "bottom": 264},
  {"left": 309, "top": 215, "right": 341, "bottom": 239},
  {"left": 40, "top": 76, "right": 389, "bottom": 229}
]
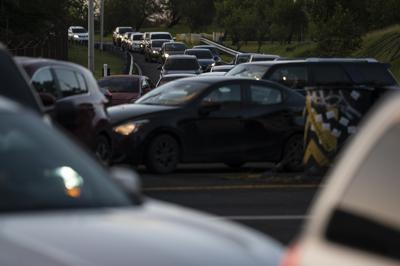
[
  {"left": 151, "top": 34, "right": 172, "bottom": 40},
  {"left": 165, "top": 43, "right": 187, "bottom": 51},
  {"left": 72, "top": 28, "right": 87, "bottom": 33},
  {"left": 186, "top": 50, "right": 213, "bottom": 59},
  {"left": 344, "top": 63, "right": 397, "bottom": 86},
  {"left": 164, "top": 58, "right": 199, "bottom": 70},
  {"left": 98, "top": 78, "right": 139, "bottom": 93}
]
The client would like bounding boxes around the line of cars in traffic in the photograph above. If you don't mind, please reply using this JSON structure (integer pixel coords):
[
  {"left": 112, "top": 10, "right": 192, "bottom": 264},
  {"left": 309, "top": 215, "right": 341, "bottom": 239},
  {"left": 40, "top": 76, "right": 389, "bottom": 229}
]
[{"left": 2, "top": 34, "right": 400, "bottom": 265}]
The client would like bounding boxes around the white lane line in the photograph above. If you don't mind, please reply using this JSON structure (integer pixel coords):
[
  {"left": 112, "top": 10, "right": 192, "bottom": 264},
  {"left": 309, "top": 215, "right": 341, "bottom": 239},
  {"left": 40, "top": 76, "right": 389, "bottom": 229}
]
[{"left": 216, "top": 215, "right": 309, "bottom": 221}]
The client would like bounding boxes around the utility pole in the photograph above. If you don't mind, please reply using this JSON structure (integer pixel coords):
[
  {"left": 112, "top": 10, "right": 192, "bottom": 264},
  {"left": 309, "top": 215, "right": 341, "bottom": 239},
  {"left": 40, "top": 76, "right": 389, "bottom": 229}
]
[
  {"left": 100, "top": 0, "right": 104, "bottom": 51},
  {"left": 88, "top": 0, "right": 95, "bottom": 72}
]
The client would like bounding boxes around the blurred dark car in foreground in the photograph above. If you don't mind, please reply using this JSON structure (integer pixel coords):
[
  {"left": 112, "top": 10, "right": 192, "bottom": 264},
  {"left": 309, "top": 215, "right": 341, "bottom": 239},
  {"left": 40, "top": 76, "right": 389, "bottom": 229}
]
[
  {"left": 159, "top": 55, "right": 202, "bottom": 77},
  {"left": 160, "top": 41, "right": 187, "bottom": 62},
  {"left": 156, "top": 73, "right": 197, "bottom": 87},
  {"left": 0, "top": 97, "right": 283, "bottom": 266},
  {"left": 282, "top": 93, "right": 400, "bottom": 266},
  {"left": 184, "top": 48, "right": 216, "bottom": 71},
  {"left": 110, "top": 77, "right": 305, "bottom": 173},
  {"left": 98, "top": 75, "right": 154, "bottom": 106},
  {"left": 16, "top": 57, "right": 113, "bottom": 163},
  {"left": 226, "top": 58, "right": 400, "bottom": 94}
]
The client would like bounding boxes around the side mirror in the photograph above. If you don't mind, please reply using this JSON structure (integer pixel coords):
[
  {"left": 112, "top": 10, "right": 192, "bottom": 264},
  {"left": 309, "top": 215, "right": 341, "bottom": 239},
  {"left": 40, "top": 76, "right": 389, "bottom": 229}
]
[
  {"left": 110, "top": 167, "right": 142, "bottom": 202},
  {"left": 199, "top": 102, "right": 221, "bottom": 115},
  {"left": 39, "top": 92, "right": 56, "bottom": 107},
  {"left": 54, "top": 100, "right": 79, "bottom": 129}
]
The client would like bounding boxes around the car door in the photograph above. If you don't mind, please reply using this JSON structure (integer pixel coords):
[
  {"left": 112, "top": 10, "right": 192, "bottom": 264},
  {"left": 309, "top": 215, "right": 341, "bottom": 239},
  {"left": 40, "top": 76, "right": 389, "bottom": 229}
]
[
  {"left": 241, "top": 81, "right": 290, "bottom": 161},
  {"left": 187, "top": 82, "right": 245, "bottom": 162}
]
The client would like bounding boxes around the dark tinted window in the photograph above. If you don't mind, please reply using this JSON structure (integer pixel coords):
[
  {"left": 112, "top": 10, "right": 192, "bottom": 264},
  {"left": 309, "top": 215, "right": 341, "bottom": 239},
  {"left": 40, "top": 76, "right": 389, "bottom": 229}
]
[
  {"left": 152, "top": 40, "right": 169, "bottom": 48},
  {"left": 151, "top": 34, "right": 172, "bottom": 40},
  {"left": 164, "top": 58, "right": 199, "bottom": 70},
  {"left": 165, "top": 43, "right": 187, "bottom": 51},
  {"left": 311, "top": 64, "right": 351, "bottom": 85},
  {"left": 54, "top": 68, "right": 88, "bottom": 97},
  {"left": 344, "top": 63, "right": 397, "bottom": 86},
  {"left": 186, "top": 50, "right": 213, "bottom": 59},
  {"left": 249, "top": 84, "right": 282, "bottom": 105},
  {"left": 269, "top": 65, "right": 308, "bottom": 88},
  {"left": 0, "top": 113, "right": 132, "bottom": 212},
  {"left": 31, "top": 68, "right": 58, "bottom": 97},
  {"left": 202, "top": 84, "right": 241, "bottom": 104},
  {"left": 98, "top": 78, "right": 139, "bottom": 93},
  {"left": 252, "top": 56, "right": 276, "bottom": 62}
]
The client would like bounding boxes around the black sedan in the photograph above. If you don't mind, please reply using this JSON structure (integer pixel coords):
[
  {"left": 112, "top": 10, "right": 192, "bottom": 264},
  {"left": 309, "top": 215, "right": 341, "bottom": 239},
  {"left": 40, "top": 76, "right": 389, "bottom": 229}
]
[{"left": 109, "top": 77, "right": 305, "bottom": 174}]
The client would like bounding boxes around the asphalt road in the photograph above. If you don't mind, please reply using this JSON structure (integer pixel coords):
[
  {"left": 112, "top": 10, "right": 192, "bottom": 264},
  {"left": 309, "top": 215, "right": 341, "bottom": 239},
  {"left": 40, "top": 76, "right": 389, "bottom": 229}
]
[
  {"left": 129, "top": 53, "right": 321, "bottom": 245},
  {"left": 135, "top": 163, "right": 320, "bottom": 245}
]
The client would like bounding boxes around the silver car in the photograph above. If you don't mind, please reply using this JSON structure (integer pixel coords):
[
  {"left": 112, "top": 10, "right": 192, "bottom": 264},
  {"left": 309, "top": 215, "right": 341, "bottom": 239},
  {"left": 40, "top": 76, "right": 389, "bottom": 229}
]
[
  {"left": 282, "top": 93, "right": 400, "bottom": 266},
  {"left": 0, "top": 97, "right": 283, "bottom": 266}
]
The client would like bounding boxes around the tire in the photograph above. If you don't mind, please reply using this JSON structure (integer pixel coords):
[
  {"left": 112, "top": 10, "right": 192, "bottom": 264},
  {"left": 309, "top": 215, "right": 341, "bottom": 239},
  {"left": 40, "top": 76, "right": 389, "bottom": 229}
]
[
  {"left": 146, "top": 134, "right": 180, "bottom": 174},
  {"left": 281, "top": 134, "right": 304, "bottom": 172},
  {"left": 95, "top": 135, "right": 112, "bottom": 166},
  {"left": 225, "top": 162, "right": 245, "bottom": 169}
]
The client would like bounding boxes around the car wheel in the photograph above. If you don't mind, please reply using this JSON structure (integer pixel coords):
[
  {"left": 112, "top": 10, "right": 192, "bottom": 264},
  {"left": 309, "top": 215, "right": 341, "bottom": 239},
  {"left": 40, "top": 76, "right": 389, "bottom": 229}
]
[
  {"left": 225, "top": 162, "right": 245, "bottom": 169},
  {"left": 281, "top": 134, "right": 304, "bottom": 172},
  {"left": 95, "top": 135, "right": 112, "bottom": 166},
  {"left": 146, "top": 134, "right": 179, "bottom": 174}
]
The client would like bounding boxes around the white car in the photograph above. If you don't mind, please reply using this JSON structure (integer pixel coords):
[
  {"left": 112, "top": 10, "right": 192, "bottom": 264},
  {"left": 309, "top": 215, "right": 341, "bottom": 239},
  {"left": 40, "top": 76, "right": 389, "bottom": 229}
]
[
  {"left": 282, "top": 93, "right": 400, "bottom": 266},
  {"left": 0, "top": 97, "right": 283, "bottom": 266},
  {"left": 68, "top": 26, "right": 88, "bottom": 42}
]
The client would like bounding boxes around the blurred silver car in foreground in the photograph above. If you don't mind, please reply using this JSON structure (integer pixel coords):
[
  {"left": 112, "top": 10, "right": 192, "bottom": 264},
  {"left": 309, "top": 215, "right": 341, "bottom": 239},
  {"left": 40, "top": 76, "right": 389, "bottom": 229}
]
[
  {"left": 0, "top": 97, "right": 282, "bottom": 266},
  {"left": 282, "top": 93, "right": 400, "bottom": 266}
]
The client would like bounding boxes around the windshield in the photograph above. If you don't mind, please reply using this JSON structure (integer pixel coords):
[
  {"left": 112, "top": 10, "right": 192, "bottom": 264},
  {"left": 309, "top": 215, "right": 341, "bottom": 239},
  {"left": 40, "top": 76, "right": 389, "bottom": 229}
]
[
  {"left": 136, "top": 80, "right": 206, "bottom": 106},
  {"left": 0, "top": 113, "right": 133, "bottom": 212},
  {"left": 152, "top": 40, "right": 169, "bottom": 48},
  {"left": 98, "top": 78, "right": 140, "bottom": 93},
  {"left": 226, "top": 64, "right": 270, "bottom": 79},
  {"left": 132, "top": 34, "right": 143, "bottom": 40},
  {"left": 72, "top": 28, "right": 87, "bottom": 33},
  {"left": 186, "top": 50, "right": 213, "bottom": 59},
  {"left": 164, "top": 58, "right": 199, "bottom": 70},
  {"left": 119, "top": 27, "right": 134, "bottom": 34},
  {"left": 165, "top": 43, "right": 187, "bottom": 51},
  {"left": 151, "top": 33, "right": 172, "bottom": 40}
]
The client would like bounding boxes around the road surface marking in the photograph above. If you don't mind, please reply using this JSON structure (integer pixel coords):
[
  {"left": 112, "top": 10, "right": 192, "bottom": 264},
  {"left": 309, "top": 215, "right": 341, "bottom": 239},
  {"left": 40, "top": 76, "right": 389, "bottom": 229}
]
[
  {"left": 144, "top": 184, "right": 320, "bottom": 192},
  {"left": 217, "top": 215, "right": 309, "bottom": 221}
]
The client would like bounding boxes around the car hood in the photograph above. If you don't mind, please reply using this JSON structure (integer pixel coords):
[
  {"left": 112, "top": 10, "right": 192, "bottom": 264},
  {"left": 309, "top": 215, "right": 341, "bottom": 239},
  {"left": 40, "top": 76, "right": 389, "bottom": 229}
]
[
  {"left": 108, "top": 103, "right": 179, "bottom": 123},
  {"left": 0, "top": 200, "right": 282, "bottom": 266}
]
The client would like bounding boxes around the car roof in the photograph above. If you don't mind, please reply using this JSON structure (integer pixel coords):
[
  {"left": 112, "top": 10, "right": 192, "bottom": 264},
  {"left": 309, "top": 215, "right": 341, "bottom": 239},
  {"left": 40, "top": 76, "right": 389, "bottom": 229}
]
[
  {"left": 212, "top": 65, "right": 235, "bottom": 70},
  {"left": 69, "top": 26, "right": 85, "bottom": 29},
  {"left": 15, "top": 56, "right": 88, "bottom": 74},
  {"left": 186, "top": 48, "right": 212, "bottom": 52},
  {"left": 150, "top": 32, "right": 171, "bottom": 35},
  {"left": 161, "top": 74, "right": 198, "bottom": 78},
  {"left": 132, "top": 32, "right": 143, "bottom": 35},
  {"left": 237, "top": 58, "right": 381, "bottom": 67}
]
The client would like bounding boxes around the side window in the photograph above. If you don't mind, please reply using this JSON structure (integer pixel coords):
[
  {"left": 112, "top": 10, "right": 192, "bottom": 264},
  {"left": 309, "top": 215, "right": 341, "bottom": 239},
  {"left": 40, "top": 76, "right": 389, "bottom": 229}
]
[
  {"left": 269, "top": 66, "right": 307, "bottom": 88},
  {"left": 202, "top": 84, "right": 241, "bottom": 104},
  {"left": 54, "top": 68, "right": 88, "bottom": 97},
  {"left": 311, "top": 64, "right": 350, "bottom": 84},
  {"left": 250, "top": 84, "right": 282, "bottom": 105},
  {"left": 31, "top": 68, "right": 58, "bottom": 98},
  {"left": 326, "top": 124, "right": 400, "bottom": 261}
]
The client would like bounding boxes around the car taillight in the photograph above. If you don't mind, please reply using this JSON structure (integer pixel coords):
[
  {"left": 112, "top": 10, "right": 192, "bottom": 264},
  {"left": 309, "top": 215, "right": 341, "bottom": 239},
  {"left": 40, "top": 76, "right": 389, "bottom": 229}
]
[{"left": 281, "top": 244, "right": 300, "bottom": 266}]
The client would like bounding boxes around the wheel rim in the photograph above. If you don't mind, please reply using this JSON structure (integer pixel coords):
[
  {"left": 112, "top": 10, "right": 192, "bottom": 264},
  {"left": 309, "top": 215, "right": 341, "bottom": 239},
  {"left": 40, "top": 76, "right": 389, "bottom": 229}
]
[
  {"left": 286, "top": 136, "right": 303, "bottom": 168},
  {"left": 96, "top": 139, "right": 110, "bottom": 164},
  {"left": 153, "top": 138, "right": 178, "bottom": 170}
]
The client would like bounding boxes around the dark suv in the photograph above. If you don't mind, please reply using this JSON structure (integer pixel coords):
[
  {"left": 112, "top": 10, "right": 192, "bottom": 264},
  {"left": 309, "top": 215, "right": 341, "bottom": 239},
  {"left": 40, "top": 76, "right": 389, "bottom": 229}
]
[
  {"left": 226, "top": 58, "right": 400, "bottom": 93},
  {"left": 16, "top": 57, "right": 113, "bottom": 164}
]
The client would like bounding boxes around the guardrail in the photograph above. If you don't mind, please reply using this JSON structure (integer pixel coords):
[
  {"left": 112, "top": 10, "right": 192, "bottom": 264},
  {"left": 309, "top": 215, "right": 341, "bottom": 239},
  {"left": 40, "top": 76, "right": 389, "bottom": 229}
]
[{"left": 199, "top": 37, "right": 240, "bottom": 56}]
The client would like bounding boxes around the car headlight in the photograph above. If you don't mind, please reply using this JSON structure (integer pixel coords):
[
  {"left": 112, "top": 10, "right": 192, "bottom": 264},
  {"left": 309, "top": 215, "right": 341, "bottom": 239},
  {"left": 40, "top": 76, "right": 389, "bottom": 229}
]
[
  {"left": 153, "top": 50, "right": 158, "bottom": 54},
  {"left": 113, "top": 120, "right": 149, "bottom": 136},
  {"left": 74, "top": 35, "right": 79, "bottom": 39},
  {"left": 164, "top": 53, "right": 169, "bottom": 58},
  {"left": 211, "top": 63, "right": 216, "bottom": 67}
]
